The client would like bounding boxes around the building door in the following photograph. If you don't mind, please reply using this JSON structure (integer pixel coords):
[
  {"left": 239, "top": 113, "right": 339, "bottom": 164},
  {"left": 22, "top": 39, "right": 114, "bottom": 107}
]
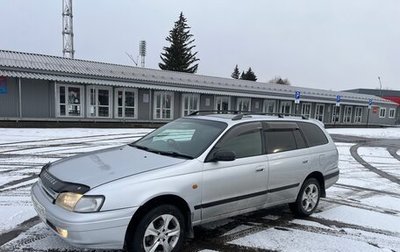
[
  {"left": 343, "top": 106, "right": 353, "bottom": 123},
  {"left": 215, "top": 96, "right": 230, "bottom": 111},
  {"left": 280, "top": 101, "right": 292, "bottom": 114},
  {"left": 315, "top": 104, "right": 324, "bottom": 121},
  {"left": 354, "top": 107, "right": 363, "bottom": 123},
  {"left": 331, "top": 105, "right": 341, "bottom": 123}
]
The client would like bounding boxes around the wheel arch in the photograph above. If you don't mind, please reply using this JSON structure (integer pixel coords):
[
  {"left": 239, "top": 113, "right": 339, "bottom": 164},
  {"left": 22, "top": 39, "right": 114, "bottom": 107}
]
[
  {"left": 304, "top": 171, "right": 326, "bottom": 197},
  {"left": 124, "top": 194, "right": 193, "bottom": 248}
]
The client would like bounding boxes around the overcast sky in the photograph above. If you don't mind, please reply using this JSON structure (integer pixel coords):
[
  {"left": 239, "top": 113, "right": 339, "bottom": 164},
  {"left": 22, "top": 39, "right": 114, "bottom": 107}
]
[{"left": 0, "top": 0, "right": 398, "bottom": 91}]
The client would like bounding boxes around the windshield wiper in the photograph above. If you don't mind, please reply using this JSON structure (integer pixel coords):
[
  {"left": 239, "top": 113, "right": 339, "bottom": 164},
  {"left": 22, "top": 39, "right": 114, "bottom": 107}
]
[
  {"left": 129, "top": 144, "right": 193, "bottom": 159},
  {"left": 157, "top": 150, "right": 194, "bottom": 159},
  {"left": 129, "top": 144, "right": 148, "bottom": 150}
]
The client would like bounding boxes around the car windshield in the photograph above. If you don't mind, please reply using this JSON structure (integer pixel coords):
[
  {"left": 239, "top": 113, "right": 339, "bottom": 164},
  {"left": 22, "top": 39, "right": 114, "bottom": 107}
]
[{"left": 131, "top": 118, "right": 227, "bottom": 159}]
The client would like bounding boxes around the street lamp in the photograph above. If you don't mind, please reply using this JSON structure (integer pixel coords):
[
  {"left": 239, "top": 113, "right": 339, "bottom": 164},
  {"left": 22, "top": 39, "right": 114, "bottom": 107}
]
[{"left": 378, "top": 76, "right": 382, "bottom": 97}]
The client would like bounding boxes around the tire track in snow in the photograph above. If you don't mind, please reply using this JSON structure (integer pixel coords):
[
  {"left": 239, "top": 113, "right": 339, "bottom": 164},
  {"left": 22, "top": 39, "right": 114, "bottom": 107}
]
[
  {"left": 387, "top": 147, "right": 400, "bottom": 162},
  {"left": 0, "top": 216, "right": 40, "bottom": 247},
  {"left": 350, "top": 144, "right": 400, "bottom": 185},
  {"left": 334, "top": 183, "right": 400, "bottom": 197}
]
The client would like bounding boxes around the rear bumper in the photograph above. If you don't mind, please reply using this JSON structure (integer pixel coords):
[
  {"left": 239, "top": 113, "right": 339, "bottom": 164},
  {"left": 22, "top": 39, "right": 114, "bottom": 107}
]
[
  {"left": 31, "top": 182, "right": 138, "bottom": 250},
  {"left": 324, "top": 170, "right": 339, "bottom": 189}
]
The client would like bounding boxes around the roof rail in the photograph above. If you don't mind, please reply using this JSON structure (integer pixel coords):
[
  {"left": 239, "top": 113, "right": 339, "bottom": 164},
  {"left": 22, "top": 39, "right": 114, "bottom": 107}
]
[
  {"left": 188, "top": 110, "right": 309, "bottom": 120},
  {"left": 248, "top": 112, "right": 309, "bottom": 120},
  {"left": 188, "top": 110, "right": 241, "bottom": 116}
]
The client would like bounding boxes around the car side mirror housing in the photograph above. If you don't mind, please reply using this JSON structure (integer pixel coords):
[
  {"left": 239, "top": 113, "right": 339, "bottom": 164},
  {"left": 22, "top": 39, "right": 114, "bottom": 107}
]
[{"left": 212, "top": 150, "right": 236, "bottom": 162}]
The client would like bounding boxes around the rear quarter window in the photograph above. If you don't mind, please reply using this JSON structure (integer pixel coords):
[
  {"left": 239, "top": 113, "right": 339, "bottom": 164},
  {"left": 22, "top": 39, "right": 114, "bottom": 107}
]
[{"left": 297, "top": 122, "right": 329, "bottom": 147}]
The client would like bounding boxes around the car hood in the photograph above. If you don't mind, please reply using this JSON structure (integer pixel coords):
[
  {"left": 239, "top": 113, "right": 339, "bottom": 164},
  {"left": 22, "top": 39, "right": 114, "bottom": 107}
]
[{"left": 47, "top": 145, "right": 187, "bottom": 188}]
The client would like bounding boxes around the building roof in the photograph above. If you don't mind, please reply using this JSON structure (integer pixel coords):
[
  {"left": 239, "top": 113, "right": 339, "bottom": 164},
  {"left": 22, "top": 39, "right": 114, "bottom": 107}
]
[{"left": 0, "top": 49, "right": 395, "bottom": 106}]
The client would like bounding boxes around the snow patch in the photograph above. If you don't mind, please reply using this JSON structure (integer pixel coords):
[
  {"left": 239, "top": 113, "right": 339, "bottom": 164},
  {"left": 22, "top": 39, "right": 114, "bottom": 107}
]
[
  {"left": 327, "top": 128, "right": 400, "bottom": 139},
  {"left": 229, "top": 228, "right": 386, "bottom": 252},
  {"left": 314, "top": 205, "right": 400, "bottom": 233}
]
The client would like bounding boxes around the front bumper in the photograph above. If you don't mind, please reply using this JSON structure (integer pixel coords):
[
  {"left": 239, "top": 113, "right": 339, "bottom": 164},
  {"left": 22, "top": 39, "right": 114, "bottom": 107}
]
[{"left": 31, "top": 182, "right": 138, "bottom": 250}]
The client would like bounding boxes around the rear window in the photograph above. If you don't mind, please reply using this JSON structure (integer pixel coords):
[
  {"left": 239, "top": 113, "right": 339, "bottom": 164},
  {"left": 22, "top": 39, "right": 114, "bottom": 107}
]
[{"left": 297, "top": 122, "right": 328, "bottom": 147}]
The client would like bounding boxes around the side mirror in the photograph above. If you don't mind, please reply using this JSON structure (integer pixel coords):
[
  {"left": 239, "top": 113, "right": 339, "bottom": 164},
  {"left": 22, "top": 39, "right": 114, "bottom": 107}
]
[{"left": 213, "top": 150, "right": 236, "bottom": 162}]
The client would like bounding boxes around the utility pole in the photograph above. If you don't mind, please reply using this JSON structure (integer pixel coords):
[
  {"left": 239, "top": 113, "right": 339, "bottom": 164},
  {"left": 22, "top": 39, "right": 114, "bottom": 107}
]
[{"left": 62, "top": 0, "right": 74, "bottom": 58}]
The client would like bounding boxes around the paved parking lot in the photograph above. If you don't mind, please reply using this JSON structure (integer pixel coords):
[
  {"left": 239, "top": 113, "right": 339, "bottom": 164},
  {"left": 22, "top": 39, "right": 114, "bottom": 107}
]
[{"left": 0, "top": 128, "right": 399, "bottom": 252}]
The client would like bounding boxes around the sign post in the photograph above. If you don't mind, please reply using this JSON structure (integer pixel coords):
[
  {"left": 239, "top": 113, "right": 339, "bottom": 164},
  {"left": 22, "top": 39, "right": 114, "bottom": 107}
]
[{"left": 367, "top": 99, "right": 373, "bottom": 127}]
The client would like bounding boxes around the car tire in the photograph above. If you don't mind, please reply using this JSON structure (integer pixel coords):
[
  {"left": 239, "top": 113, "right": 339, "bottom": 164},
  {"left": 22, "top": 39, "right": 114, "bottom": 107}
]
[
  {"left": 289, "top": 178, "right": 321, "bottom": 217},
  {"left": 127, "top": 204, "right": 185, "bottom": 252}
]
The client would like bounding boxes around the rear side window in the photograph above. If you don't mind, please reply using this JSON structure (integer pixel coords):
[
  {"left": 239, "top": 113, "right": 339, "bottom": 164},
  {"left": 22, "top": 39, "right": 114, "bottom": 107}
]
[
  {"left": 265, "top": 130, "right": 297, "bottom": 154},
  {"left": 297, "top": 122, "right": 328, "bottom": 147}
]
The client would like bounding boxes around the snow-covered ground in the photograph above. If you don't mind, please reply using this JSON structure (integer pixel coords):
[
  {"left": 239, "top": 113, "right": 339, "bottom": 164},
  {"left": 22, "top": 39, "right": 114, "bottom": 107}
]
[
  {"left": 0, "top": 127, "right": 399, "bottom": 252},
  {"left": 327, "top": 127, "right": 400, "bottom": 139}
]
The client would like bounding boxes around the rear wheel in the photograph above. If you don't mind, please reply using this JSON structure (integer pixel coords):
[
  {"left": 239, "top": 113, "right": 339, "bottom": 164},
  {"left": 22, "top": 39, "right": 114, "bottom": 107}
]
[
  {"left": 127, "top": 204, "right": 185, "bottom": 252},
  {"left": 289, "top": 178, "right": 321, "bottom": 217}
]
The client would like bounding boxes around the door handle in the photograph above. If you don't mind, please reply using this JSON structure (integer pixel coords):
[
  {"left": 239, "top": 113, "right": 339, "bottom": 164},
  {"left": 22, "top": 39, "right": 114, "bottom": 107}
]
[
  {"left": 302, "top": 160, "right": 309, "bottom": 164},
  {"left": 256, "top": 168, "right": 265, "bottom": 172}
]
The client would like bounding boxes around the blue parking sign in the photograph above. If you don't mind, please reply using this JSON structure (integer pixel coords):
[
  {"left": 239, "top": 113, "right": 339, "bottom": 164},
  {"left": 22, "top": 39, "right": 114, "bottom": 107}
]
[
  {"left": 336, "top": 95, "right": 341, "bottom": 103},
  {"left": 0, "top": 77, "right": 7, "bottom": 94},
  {"left": 295, "top": 91, "right": 301, "bottom": 104}
]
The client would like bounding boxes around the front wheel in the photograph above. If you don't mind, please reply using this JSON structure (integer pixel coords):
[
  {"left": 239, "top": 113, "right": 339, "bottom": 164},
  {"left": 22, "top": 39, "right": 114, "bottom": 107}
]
[
  {"left": 289, "top": 178, "right": 321, "bottom": 217},
  {"left": 127, "top": 205, "right": 185, "bottom": 252}
]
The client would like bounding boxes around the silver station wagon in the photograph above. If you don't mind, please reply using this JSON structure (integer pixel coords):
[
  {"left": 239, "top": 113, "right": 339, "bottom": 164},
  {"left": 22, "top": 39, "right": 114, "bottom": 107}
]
[{"left": 31, "top": 112, "right": 339, "bottom": 252}]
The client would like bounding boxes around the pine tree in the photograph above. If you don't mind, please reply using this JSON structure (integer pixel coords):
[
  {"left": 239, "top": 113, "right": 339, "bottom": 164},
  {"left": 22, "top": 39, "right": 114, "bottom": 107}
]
[
  {"left": 268, "top": 76, "right": 291, "bottom": 85},
  {"left": 240, "top": 71, "right": 246, "bottom": 80},
  {"left": 241, "top": 67, "right": 257, "bottom": 81},
  {"left": 231, "top": 65, "right": 240, "bottom": 79},
  {"left": 159, "top": 12, "right": 199, "bottom": 73}
]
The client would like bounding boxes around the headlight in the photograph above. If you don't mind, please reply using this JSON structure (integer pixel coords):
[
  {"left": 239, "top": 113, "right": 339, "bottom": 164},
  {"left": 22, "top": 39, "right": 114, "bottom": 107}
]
[{"left": 56, "top": 192, "right": 104, "bottom": 213}]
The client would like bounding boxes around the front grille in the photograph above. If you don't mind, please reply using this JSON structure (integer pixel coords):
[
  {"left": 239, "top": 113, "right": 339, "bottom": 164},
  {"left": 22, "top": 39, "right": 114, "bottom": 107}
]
[{"left": 39, "top": 179, "right": 58, "bottom": 202}]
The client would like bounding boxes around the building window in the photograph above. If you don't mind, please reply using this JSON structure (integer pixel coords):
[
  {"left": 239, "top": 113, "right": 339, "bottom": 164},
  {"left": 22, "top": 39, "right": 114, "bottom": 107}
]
[
  {"left": 56, "top": 84, "right": 83, "bottom": 117},
  {"left": 236, "top": 98, "right": 251, "bottom": 112},
  {"left": 389, "top": 108, "right": 396, "bottom": 118},
  {"left": 331, "top": 105, "right": 341, "bottom": 123},
  {"left": 280, "top": 101, "right": 292, "bottom": 114},
  {"left": 115, "top": 88, "right": 138, "bottom": 118},
  {"left": 215, "top": 96, "right": 230, "bottom": 111},
  {"left": 263, "top": 100, "right": 276, "bottom": 114},
  {"left": 154, "top": 91, "right": 174, "bottom": 120},
  {"left": 182, "top": 93, "right": 200, "bottom": 116},
  {"left": 343, "top": 106, "right": 352, "bottom": 123},
  {"left": 379, "top": 107, "right": 386, "bottom": 118},
  {"left": 354, "top": 107, "right": 363, "bottom": 123},
  {"left": 315, "top": 104, "right": 325, "bottom": 122},
  {"left": 87, "top": 86, "right": 112, "bottom": 118},
  {"left": 301, "top": 103, "right": 312, "bottom": 118}
]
